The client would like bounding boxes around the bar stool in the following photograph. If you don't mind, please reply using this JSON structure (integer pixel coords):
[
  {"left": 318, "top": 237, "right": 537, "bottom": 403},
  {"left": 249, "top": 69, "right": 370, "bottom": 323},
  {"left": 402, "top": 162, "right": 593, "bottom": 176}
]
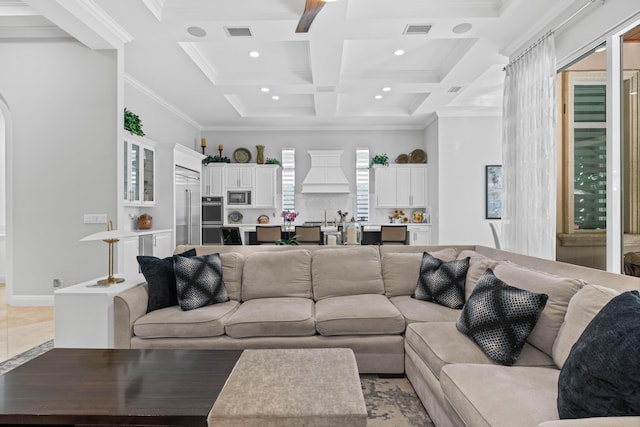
[
  {"left": 379, "top": 225, "right": 408, "bottom": 245},
  {"left": 255, "top": 226, "right": 282, "bottom": 244},
  {"left": 294, "top": 226, "right": 322, "bottom": 244}
]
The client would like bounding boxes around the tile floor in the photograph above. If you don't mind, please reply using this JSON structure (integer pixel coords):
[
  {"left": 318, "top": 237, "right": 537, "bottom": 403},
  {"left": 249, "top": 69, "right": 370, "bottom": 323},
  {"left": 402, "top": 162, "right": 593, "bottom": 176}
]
[{"left": 0, "top": 283, "right": 54, "bottom": 363}]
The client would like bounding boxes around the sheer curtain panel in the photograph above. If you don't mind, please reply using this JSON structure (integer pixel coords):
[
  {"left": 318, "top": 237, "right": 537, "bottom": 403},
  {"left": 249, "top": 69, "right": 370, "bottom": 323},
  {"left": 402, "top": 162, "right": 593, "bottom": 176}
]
[{"left": 502, "top": 34, "right": 557, "bottom": 259}]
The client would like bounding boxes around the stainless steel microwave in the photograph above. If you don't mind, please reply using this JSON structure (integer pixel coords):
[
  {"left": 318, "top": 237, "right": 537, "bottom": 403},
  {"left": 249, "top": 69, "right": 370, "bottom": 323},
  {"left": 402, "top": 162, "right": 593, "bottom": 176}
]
[{"left": 227, "top": 190, "right": 251, "bottom": 206}]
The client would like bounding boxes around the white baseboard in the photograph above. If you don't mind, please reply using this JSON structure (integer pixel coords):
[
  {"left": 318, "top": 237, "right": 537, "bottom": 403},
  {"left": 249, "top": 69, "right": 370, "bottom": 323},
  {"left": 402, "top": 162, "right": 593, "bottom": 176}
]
[{"left": 8, "top": 295, "right": 54, "bottom": 306}]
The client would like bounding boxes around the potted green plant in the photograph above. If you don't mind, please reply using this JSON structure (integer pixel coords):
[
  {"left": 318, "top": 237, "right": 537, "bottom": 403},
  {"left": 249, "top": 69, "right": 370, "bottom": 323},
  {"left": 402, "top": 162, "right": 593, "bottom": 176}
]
[
  {"left": 265, "top": 157, "right": 282, "bottom": 167},
  {"left": 369, "top": 153, "right": 389, "bottom": 168},
  {"left": 124, "top": 108, "right": 145, "bottom": 136},
  {"left": 202, "top": 155, "right": 231, "bottom": 165}
]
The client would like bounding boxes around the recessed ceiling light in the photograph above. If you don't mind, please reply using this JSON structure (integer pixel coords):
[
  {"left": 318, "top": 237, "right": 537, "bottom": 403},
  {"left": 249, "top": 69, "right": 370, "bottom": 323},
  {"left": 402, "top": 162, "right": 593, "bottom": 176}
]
[
  {"left": 394, "top": 49, "right": 405, "bottom": 56},
  {"left": 272, "top": 95, "right": 280, "bottom": 100},
  {"left": 375, "top": 95, "right": 383, "bottom": 100},
  {"left": 187, "top": 26, "right": 207, "bottom": 37},
  {"left": 452, "top": 23, "right": 472, "bottom": 34},
  {"left": 261, "top": 87, "right": 270, "bottom": 93},
  {"left": 382, "top": 87, "right": 391, "bottom": 92},
  {"left": 249, "top": 51, "right": 260, "bottom": 58}
]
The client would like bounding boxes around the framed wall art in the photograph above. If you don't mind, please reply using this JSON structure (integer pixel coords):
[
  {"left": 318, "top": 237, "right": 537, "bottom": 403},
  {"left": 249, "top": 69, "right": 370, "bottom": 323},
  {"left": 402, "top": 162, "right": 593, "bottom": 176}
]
[{"left": 485, "top": 165, "right": 502, "bottom": 219}]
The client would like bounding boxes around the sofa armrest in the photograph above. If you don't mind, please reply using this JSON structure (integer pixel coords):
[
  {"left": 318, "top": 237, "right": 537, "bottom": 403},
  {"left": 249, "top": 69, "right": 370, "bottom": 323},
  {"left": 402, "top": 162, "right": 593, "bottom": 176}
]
[
  {"left": 536, "top": 417, "right": 640, "bottom": 427},
  {"left": 114, "top": 284, "right": 148, "bottom": 349}
]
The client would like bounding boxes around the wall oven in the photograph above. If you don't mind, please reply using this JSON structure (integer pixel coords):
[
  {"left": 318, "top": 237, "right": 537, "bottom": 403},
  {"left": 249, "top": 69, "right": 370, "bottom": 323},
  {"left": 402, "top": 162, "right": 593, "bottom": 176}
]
[
  {"left": 202, "top": 196, "right": 223, "bottom": 244},
  {"left": 227, "top": 190, "right": 251, "bottom": 206}
]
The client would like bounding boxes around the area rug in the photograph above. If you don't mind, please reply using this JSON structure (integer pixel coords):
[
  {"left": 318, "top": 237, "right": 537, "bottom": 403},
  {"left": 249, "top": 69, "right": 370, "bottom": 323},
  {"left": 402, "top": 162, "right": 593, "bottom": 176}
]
[{"left": 0, "top": 341, "right": 433, "bottom": 426}]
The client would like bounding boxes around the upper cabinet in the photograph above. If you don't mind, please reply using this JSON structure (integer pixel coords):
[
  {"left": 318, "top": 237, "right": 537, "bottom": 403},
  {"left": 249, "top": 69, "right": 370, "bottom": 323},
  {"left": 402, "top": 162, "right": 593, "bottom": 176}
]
[
  {"left": 254, "top": 165, "right": 279, "bottom": 208},
  {"left": 374, "top": 164, "right": 427, "bottom": 208},
  {"left": 225, "top": 164, "right": 254, "bottom": 189},
  {"left": 203, "top": 164, "right": 225, "bottom": 197},
  {"left": 124, "top": 136, "right": 156, "bottom": 206}
]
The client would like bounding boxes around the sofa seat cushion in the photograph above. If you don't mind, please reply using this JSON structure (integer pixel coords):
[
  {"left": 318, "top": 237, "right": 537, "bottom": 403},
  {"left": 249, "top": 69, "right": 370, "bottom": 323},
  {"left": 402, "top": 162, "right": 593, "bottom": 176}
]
[
  {"left": 382, "top": 248, "right": 458, "bottom": 297},
  {"left": 441, "top": 364, "right": 560, "bottom": 427},
  {"left": 389, "top": 296, "right": 460, "bottom": 324},
  {"left": 405, "top": 322, "right": 554, "bottom": 381},
  {"left": 315, "top": 294, "right": 405, "bottom": 336},
  {"left": 241, "top": 250, "right": 312, "bottom": 301},
  {"left": 134, "top": 300, "right": 240, "bottom": 338},
  {"left": 312, "top": 246, "right": 385, "bottom": 300},
  {"left": 225, "top": 297, "right": 316, "bottom": 338}
]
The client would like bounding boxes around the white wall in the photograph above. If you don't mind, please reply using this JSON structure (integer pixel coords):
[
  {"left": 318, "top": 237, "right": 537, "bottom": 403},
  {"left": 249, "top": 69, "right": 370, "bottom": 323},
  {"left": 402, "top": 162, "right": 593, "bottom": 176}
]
[
  {"left": 0, "top": 41, "right": 118, "bottom": 303},
  {"left": 203, "top": 129, "right": 426, "bottom": 224},
  {"left": 435, "top": 116, "right": 502, "bottom": 246},
  {"left": 424, "top": 120, "right": 440, "bottom": 243},
  {"left": 0, "top": 109, "right": 5, "bottom": 281}
]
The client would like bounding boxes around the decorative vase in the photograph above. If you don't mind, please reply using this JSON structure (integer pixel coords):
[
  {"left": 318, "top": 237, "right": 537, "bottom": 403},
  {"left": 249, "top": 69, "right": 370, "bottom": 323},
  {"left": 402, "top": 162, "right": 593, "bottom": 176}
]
[{"left": 256, "top": 145, "right": 265, "bottom": 164}]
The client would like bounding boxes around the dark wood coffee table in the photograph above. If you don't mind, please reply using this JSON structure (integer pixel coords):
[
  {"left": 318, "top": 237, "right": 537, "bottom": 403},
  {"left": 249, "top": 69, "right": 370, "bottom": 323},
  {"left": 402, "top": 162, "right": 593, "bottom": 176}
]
[{"left": 0, "top": 348, "right": 242, "bottom": 426}]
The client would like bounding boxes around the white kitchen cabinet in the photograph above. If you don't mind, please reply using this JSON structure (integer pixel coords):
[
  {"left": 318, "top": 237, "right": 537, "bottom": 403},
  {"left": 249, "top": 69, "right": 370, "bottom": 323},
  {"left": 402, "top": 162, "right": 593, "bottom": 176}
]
[
  {"left": 225, "top": 165, "right": 254, "bottom": 189},
  {"left": 408, "top": 225, "right": 432, "bottom": 245},
  {"left": 121, "top": 236, "right": 142, "bottom": 280},
  {"left": 374, "top": 166, "right": 397, "bottom": 208},
  {"left": 254, "top": 165, "right": 278, "bottom": 208},
  {"left": 203, "top": 164, "right": 225, "bottom": 196},
  {"left": 375, "top": 165, "right": 427, "bottom": 208},
  {"left": 124, "top": 136, "right": 156, "bottom": 206},
  {"left": 119, "top": 230, "right": 173, "bottom": 280}
]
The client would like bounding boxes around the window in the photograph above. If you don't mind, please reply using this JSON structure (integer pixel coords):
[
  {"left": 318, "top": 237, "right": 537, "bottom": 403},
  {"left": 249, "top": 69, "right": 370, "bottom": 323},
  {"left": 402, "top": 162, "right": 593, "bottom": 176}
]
[
  {"left": 570, "top": 78, "right": 607, "bottom": 231},
  {"left": 356, "top": 148, "right": 369, "bottom": 221},
  {"left": 282, "top": 148, "right": 295, "bottom": 211}
]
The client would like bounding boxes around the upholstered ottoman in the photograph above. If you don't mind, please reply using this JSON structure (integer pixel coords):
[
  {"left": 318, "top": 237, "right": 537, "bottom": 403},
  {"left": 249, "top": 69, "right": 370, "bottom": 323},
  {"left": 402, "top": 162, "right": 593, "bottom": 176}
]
[{"left": 207, "top": 348, "right": 367, "bottom": 427}]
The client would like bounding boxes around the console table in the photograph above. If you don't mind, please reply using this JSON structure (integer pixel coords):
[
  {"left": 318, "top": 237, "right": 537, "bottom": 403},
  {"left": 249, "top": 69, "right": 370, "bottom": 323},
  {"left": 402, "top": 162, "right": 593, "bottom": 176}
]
[{"left": 54, "top": 277, "right": 145, "bottom": 348}]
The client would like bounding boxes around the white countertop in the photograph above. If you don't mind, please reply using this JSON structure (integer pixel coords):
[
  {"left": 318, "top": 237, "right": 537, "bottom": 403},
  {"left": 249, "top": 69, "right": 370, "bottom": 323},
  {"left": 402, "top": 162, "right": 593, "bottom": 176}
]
[{"left": 129, "top": 228, "right": 172, "bottom": 236}]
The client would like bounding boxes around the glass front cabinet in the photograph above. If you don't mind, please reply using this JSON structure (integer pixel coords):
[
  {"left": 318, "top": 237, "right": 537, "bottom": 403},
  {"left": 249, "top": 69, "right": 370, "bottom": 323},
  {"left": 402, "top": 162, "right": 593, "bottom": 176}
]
[{"left": 124, "top": 136, "right": 155, "bottom": 206}]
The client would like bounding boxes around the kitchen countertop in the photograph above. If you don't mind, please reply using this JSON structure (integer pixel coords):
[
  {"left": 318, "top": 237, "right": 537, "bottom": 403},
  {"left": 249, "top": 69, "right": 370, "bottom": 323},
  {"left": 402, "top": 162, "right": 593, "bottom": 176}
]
[
  {"left": 129, "top": 228, "right": 172, "bottom": 236},
  {"left": 225, "top": 223, "right": 431, "bottom": 231}
]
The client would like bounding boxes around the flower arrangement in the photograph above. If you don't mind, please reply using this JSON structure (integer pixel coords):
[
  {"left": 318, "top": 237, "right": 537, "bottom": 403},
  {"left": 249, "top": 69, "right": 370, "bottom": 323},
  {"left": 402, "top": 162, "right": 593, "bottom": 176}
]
[
  {"left": 389, "top": 209, "right": 409, "bottom": 223},
  {"left": 337, "top": 210, "right": 348, "bottom": 223},
  {"left": 282, "top": 210, "right": 299, "bottom": 223}
]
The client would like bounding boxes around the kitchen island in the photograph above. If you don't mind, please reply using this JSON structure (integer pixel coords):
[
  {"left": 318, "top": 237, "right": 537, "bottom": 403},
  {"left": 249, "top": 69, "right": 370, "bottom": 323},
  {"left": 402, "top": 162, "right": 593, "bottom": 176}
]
[{"left": 217, "top": 223, "right": 431, "bottom": 245}]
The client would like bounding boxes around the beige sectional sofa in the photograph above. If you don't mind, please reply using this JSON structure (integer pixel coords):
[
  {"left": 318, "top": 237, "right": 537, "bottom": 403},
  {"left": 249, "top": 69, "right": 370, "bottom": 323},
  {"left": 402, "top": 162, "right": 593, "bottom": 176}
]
[{"left": 113, "top": 244, "right": 640, "bottom": 427}]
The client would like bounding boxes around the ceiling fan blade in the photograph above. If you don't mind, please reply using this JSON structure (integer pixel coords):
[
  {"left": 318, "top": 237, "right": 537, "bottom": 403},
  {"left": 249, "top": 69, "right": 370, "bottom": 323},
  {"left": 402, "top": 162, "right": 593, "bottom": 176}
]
[{"left": 296, "top": 0, "right": 326, "bottom": 33}]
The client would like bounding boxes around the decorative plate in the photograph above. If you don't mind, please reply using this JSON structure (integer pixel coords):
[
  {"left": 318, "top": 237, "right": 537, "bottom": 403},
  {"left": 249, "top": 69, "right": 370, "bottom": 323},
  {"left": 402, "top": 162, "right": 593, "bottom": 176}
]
[
  {"left": 395, "top": 154, "right": 409, "bottom": 163},
  {"left": 257, "top": 214, "right": 270, "bottom": 224},
  {"left": 228, "top": 211, "right": 243, "bottom": 224},
  {"left": 410, "top": 149, "right": 427, "bottom": 163},
  {"left": 233, "top": 148, "right": 252, "bottom": 163}
]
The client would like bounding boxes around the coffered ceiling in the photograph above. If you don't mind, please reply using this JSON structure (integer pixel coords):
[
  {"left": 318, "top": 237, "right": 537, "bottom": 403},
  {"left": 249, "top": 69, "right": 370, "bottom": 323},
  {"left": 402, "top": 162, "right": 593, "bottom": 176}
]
[{"left": 3, "top": 0, "right": 600, "bottom": 130}]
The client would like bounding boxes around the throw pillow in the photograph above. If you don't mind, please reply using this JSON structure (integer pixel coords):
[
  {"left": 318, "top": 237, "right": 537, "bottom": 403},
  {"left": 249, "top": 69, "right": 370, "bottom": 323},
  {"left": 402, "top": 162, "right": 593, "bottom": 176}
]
[
  {"left": 557, "top": 290, "right": 640, "bottom": 419},
  {"left": 137, "top": 248, "right": 196, "bottom": 313},
  {"left": 174, "top": 253, "right": 229, "bottom": 311},
  {"left": 456, "top": 269, "right": 548, "bottom": 365},
  {"left": 411, "top": 252, "right": 470, "bottom": 309}
]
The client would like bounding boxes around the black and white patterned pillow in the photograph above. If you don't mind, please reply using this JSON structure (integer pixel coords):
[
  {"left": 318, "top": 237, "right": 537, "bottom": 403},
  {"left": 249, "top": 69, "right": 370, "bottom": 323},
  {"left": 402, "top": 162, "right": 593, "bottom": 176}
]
[
  {"left": 456, "top": 268, "right": 548, "bottom": 365},
  {"left": 411, "top": 252, "right": 470, "bottom": 309},
  {"left": 137, "top": 248, "right": 196, "bottom": 313},
  {"left": 174, "top": 253, "right": 229, "bottom": 311}
]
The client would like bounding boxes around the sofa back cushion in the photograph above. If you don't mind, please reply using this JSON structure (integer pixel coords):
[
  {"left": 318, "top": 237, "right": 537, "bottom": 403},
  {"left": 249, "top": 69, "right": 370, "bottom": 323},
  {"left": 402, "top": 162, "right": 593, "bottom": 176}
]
[
  {"left": 493, "top": 262, "right": 584, "bottom": 356},
  {"left": 220, "top": 252, "right": 245, "bottom": 302},
  {"left": 382, "top": 248, "right": 458, "bottom": 297},
  {"left": 312, "top": 246, "right": 384, "bottom": 300},
  {"left": 456, "top": 250, "right": 499, "bottom": 300},
  {"left": 552, "top": 284, "right": 619, "bottom": 368},
  {"left": 241, "top": 249, "right": 312, "bottom": 301}
]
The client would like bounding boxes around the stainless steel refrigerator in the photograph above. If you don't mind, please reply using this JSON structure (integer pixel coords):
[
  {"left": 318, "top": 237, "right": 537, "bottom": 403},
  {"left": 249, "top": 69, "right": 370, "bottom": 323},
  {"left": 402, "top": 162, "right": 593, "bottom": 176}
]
[{"left": 175, "top": 165, "right": 201, "bottom": 246}]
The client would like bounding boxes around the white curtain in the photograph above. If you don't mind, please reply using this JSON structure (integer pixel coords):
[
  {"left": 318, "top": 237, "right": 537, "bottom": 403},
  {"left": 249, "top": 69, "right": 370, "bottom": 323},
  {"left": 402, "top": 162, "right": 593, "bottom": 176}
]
[{"left": 502, "top": 34, "right": 557, "bottom": 259}]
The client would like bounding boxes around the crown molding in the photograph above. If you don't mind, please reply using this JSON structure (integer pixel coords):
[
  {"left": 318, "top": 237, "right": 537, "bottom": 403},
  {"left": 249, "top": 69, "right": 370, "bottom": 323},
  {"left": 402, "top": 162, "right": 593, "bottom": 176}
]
[
  {"left": 66, "top": 0, "right": 133, "bottom": 45},
  {"left": 201, "top": 124, "right": 429, "bottom": 132},
  {"left": 0, "top": 0, "right": 37, "bottom": 16},
  {"left": 125, "top": 74, "right": 203, "bottom": 131},
  {"left": 0, "top": 25, "right": 72, "bottom": 39},
  {"left": 141, "top": 0, "right": 165, "bottom": 22}
]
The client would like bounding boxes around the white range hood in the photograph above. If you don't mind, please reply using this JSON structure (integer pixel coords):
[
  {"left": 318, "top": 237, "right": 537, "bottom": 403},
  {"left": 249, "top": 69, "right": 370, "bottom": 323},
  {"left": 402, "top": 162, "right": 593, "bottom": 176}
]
[{"left": 301, "top": 150, "right": 350, "bottom": 194}]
